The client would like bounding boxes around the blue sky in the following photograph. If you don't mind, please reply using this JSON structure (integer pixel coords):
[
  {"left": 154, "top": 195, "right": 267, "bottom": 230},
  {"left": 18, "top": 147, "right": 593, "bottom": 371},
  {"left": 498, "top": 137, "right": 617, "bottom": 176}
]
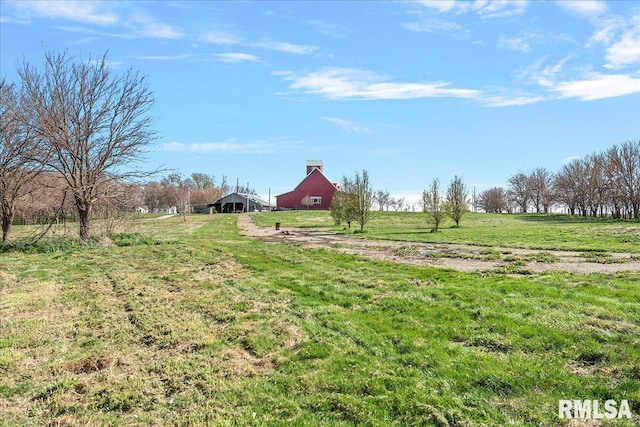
[{"left": 1, "top": 0, "right": 639, "bottom": 207}]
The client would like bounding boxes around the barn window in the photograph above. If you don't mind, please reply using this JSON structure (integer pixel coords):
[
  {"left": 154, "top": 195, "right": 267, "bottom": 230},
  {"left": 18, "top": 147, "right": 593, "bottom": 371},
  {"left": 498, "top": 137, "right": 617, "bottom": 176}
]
[{"left": 310, "top": 196, "right": 322, "bottom": 205}]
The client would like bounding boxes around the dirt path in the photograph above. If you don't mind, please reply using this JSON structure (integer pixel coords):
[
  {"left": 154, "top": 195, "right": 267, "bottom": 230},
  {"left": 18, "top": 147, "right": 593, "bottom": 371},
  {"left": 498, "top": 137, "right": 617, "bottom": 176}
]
[{"left": 237, "top": 214, "right": 640, "bottom": 274}]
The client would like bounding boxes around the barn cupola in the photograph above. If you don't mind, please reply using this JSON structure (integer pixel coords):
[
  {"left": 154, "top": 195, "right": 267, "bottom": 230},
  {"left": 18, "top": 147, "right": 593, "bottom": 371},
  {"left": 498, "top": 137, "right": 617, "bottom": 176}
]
[{"left": 306, "top": 160, "right": 323, "bottom": 175}]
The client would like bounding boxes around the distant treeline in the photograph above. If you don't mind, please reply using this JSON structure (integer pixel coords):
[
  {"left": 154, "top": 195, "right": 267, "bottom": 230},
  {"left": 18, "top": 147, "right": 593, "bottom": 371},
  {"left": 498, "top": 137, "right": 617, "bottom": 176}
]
[{"left": 477, "top": 140, "right": 640, "bottom": 219}]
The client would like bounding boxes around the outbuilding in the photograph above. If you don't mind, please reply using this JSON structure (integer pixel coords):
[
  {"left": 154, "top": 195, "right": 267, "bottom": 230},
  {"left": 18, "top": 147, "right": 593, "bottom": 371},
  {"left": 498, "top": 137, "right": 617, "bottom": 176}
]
[
  {"left": 211, "top": 192, "right": 270, "bottom": 213},
  {"left": 276, "top": 161, "right": 339, "bottom": 210}
]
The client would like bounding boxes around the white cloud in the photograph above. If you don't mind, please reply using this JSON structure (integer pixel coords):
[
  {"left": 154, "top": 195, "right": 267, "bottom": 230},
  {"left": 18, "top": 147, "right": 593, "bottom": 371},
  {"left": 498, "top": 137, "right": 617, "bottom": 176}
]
[
  {"left": 254, "top": 40, "right": 317, "bottom": 55},
  {"left": 160, "top": 138, "right": 303, "bottom": 154},
  {"left": 414, "top": 0, "right": 458, "bottom": 13},
  {"left": 555, "top": 0, "right": 608, "bottom": 19},
  {"left": 499, "top": 34, "right": 532, "bottom": 52},
  {"left": 402, "top": 18, "right": 466, "bottom": 34},
  {"left": 277, "top": 67, "right": 479, "bottom": 100},
  {"left": 141, "top": 54, "right": 195, "bottom": 61},
  {"left": 141, "top": 52, "right": 260, "bottom": 63},
  {"left": 516, "top": 56, "right": 574, "bottom": 87},
  {"left": 215, "top": 53, "right": 260, "bottom": 63},
  {"left": 604, "top": 15, "right": 640, "bottom": 69},
  {"left": 10, "top": 0, "right": 119, "bottom": 25},
  {"left": 481, "top": 93, "right": 545, "bottom": 107},
  {"left": 322, "top": 117, "right": 371, "bottom": 134},
  {"left": 6, "top": 1, "right": 183, "bottom": 40},
  {"left": 412, "top": 0, "right": 528, "bottom": 18},
  {"left": 201, "top": 31, "right": 317, "bottom": 55},
  {"left": 200, "top": 31, "right": 241, "bottom": 45},
  {"left": 472, "top": 0, "right": 528, "bottom": 18},
  {"left": 552, "top": 73, "right": 640, "bottom": 100},
  {"left": 126, "top": 10, "right": 183, "bottom": 39}
]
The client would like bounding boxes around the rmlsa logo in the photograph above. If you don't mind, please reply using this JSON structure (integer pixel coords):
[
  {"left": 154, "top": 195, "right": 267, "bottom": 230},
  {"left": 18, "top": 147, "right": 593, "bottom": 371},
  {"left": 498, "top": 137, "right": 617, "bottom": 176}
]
[{"left": 558, "top": 400, "right": 632, "bottom": 419}]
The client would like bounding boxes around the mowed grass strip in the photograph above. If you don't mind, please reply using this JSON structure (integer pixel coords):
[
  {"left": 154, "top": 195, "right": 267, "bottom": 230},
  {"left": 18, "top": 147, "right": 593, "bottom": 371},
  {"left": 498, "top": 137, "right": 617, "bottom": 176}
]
[
  {"left": 253, "top": 210, "right": 640, "bottom": 253},
  {"left": 0, "top": 214, "right": 638, "bottom": 426}
]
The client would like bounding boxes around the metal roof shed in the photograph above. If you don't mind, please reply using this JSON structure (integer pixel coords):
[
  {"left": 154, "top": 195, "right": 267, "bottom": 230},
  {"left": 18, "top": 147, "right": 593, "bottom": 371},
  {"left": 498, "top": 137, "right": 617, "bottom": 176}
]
[{"left": 212, "top": 192, "right": 270, "bottom": 213}]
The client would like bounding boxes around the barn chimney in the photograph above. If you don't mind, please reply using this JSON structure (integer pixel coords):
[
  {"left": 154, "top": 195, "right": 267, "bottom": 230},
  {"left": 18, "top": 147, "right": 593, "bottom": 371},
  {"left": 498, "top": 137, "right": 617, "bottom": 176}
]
[{"left": 306, "top": 160, "right": 323, "bottom": 175}]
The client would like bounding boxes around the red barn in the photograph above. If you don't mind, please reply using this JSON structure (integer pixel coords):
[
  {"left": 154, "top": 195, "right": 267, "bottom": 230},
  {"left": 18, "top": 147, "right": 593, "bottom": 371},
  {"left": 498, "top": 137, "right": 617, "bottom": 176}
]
[{"left": 276, "top": 161, "right": 339, "bottom": 210}]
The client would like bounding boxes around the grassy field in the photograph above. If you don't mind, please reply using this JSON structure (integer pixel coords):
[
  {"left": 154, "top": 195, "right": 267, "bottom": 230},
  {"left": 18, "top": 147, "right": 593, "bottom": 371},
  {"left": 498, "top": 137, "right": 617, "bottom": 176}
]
[
  {"left": 253, "top": 210, "right": 640, "bottom": 253},
  {"left": 1, "top": 213, "right": 639, "bottom": 426}
]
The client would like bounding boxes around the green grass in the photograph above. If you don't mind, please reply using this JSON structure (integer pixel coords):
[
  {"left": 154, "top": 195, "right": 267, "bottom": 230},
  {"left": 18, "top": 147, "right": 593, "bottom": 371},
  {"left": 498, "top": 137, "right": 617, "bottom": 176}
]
[
  {"left": 255, "top": 210, "right": 640, "bottom": 253},
  {"left": 0, "top": 213, "right": 638, "bottom": 426}
]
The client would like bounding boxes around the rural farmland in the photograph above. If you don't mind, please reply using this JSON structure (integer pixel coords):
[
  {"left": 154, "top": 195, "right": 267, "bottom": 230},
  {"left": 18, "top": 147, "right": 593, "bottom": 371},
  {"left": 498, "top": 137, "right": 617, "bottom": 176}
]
[
  {"left": 1, "top": 211, "right": 639, "bottom": 426},
  {"left": 2, "top": 1, "right": 640, "bottom": 425}
]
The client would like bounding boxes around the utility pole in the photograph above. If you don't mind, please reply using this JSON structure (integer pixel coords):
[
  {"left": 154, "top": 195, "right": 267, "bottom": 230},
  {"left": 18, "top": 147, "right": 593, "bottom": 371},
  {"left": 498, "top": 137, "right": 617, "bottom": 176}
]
[
  {"left": 246, "top": 182, "right": 250, "bottom": 212},
  {"left": 473, "top": 186, "right": 477, "bottom": 212}
]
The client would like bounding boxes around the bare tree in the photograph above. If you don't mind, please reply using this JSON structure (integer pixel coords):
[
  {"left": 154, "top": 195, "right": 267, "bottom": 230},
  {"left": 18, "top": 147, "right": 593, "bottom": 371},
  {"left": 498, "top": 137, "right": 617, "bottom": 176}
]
[
  {"left": 373, "top": 190, "right": 391, "bottom": 211},
  {"left": 607, "top": 141, "right": 640, "bottom": 219},
  {"left": 0, "top": 79, "right": 47, "bottom": 242},
  {"left": 391, "top": 197, "right": 405, "bottom": 212},
  {"left": 477, "top": 187, "right": 509, "bottom": 213},
  {"left": 189, "top": 172, "right": 220, "bottom": 206},
  {"left": 161, "top": 173, "right": 190, "bottom": 219},
  {"left": 423, "top": 178, "right": 445, "bottom": 232},
  {"left": 143, "top": 181, "right": 164, "bottom": 213},
  {"left": 18, "top": 50, "right": 157, "bottom": 242},
  {"left": 445, "top": 175, "right": 468, "bottom": 226},
  {"left": 508, "top": 172, "right": 531, "bottom": 213},
  {"left": 528, "top": 168, "right": 555, "bottom": 213}
]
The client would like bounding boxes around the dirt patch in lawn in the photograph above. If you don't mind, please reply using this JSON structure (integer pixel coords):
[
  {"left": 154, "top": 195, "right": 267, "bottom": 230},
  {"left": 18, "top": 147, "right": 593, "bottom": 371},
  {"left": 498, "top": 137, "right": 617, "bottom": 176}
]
[{"left": 237, "top": 214, "right": 640, "bottom": 274}]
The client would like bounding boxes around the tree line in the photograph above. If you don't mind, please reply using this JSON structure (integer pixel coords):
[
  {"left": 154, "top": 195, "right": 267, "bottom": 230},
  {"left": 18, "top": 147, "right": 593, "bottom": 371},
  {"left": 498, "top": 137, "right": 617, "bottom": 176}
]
[{"left": 477, "top": 140, "right": 640, "bottom": 219}]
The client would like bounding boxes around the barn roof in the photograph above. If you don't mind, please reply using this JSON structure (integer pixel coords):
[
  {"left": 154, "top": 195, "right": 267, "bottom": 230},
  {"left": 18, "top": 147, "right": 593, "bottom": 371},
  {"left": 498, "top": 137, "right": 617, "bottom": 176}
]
[
  {"left": 214, "top": 192, "right": 270, "bottom": 206},
  {"left": 276, "top": 167, "right": 338, "bottom": 198}
]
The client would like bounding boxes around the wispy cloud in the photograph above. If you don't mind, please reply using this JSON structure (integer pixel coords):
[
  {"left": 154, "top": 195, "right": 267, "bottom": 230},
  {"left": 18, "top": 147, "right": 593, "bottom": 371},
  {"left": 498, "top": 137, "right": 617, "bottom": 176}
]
[
  {"left": 551, "top": 73, "right": 640, "bottom": 100},
  {"left": 404, "top": 1, "right": 527, "bottom": 35},
  {"left": 411, "top": 0, "right": 528, "bottom": 18},
  {"left": 141, "top": 54, "right": 195, "bottom": 61},
  {"left": 10, "top": 0, "right": 119, "bottom": 25},
  {"left": 126, "top": 10, "right": 183, "bottom": 39},
  {"left": 276, "top": 67, "right": 479, "bottom": 100},
  {"left": 215, "top": 53, "right": 260, "bottom": 63},
  {"left": 160, "top": 138, "right": 303, "bottom": 154},
  {"left": 558, "top": 2, "right": 639, "bottom": 70},
  {"left": 603, "top": 14, "right": 640, "bottom": 69},
  {"left": 480, "top": 90, "right": 545, "bottom": 107},
  {"left": 201, "top": 31, "right": 317, "bottom": 55},
  {"left": 555, "top": 0, "right": 608, "bottom": 19},
  {"left": 200, "top": 31, "right": 241, "bottom": 45},
  {"left": 141, "top": 52, "right": 260, "bottom": 63},
  {"left": 322, "top": 117, "right": 371, "bottom": 134},
  {"left": 5, "top": 1, "right": 182, "bottom": 39},
  {"left": 402, "top": 18, "right": 467, "bottom": 35},
  {"left": 516, "top": 56, "right": 640, "bottom": 101},
  {"left": 499, "top": 33, "right": 533, "bottom": 52}
]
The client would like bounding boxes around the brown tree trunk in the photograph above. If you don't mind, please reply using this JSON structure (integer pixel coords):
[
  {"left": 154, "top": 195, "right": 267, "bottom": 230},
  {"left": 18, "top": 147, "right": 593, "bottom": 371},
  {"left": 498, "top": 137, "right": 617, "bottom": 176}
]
[
  {"left": 1, "top": 199, "right": 13, "bottom": 242},
  {"left": 77, "top": 206, "right": 91, "bottom": 243},
  {"left": 2, "top": 212, "right": 12, "bottom": 242}
]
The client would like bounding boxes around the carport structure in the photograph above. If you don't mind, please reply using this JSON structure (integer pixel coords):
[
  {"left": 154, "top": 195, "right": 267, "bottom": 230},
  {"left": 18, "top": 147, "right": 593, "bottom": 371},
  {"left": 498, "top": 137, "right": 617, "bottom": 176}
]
[{"left": 211, "top": 192, "right": 270, "bottom": 213}]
